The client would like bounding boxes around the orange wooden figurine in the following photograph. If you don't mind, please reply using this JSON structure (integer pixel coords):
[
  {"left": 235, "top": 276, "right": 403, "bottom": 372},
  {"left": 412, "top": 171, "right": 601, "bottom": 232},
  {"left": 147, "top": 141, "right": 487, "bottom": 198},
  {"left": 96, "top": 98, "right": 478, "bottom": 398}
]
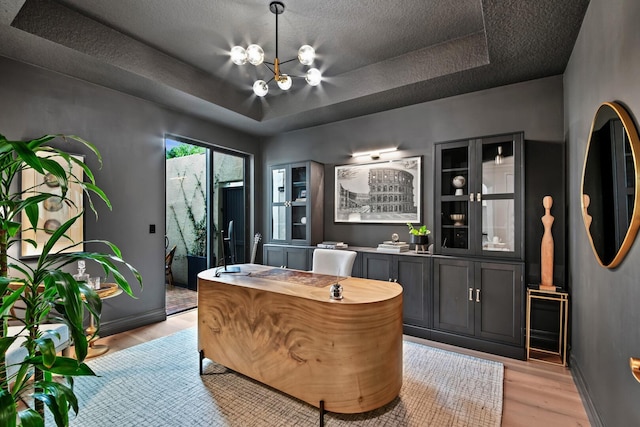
[{"left": 540, "top": 195, "right": 555, "bottom": 291}]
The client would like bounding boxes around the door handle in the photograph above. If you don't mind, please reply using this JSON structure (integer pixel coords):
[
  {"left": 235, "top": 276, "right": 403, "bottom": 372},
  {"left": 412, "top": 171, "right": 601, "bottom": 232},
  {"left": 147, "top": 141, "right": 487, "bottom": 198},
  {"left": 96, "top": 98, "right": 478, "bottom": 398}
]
[
  {"left": 476, "top": 193, "right": 482, "bottom": 202},
  {"left": 469, "top": 194, "right": 474, "bottom": 202},
  {"left": 468, "top": 288, "right": 473, "bottom": 301},
  {"left": 475, "top": 288, "right": 481, "bottom": 302}
]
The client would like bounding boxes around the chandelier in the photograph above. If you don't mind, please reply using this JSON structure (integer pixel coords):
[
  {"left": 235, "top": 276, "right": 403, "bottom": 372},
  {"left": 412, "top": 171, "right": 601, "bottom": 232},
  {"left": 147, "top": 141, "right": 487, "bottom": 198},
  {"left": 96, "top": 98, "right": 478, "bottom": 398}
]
[{"left": 229, "top": 1, "right": 322, "bottom": 97}]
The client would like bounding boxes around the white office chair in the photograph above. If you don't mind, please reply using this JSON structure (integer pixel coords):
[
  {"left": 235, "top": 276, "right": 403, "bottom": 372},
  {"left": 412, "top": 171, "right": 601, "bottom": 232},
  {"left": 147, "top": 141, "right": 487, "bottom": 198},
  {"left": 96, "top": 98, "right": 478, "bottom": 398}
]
[{"left": 311, "top": 249, "right": 357, "bottom": 276}]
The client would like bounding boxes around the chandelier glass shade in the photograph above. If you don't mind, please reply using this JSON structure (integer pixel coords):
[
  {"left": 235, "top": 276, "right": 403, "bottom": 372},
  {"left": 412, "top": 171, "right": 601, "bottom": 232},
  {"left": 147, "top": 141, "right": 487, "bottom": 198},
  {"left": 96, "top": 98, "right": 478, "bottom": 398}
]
[
  {"left": 230, "top": 1, "right": 321, "bottom": 97},
  {"left": 495, "top": 146, "right": 504, "bottom": 165}
]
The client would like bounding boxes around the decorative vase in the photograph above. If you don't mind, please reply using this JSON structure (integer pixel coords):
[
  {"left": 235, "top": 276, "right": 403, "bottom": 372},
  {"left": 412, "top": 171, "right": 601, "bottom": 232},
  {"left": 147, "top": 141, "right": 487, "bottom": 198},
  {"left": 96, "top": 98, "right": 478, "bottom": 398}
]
[
  {"left": 410, "top": 234, "right": 428, "bottom": 245},
  {"left": 452, "top": 175, "right": 466, "bottom": 195},
  {"left": 410, "top": 234, "right": 429, "bottom": 253},
  {"left": 450, "top": 213, "right": 465, "bottom": 226}
]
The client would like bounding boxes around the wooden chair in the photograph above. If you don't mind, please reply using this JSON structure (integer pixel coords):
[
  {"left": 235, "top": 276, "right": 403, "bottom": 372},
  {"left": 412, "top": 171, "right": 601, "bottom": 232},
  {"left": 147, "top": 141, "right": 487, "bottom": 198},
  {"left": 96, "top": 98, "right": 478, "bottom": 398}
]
[{"left": 165, "top": 245, "right": 177, "bottom": 287}]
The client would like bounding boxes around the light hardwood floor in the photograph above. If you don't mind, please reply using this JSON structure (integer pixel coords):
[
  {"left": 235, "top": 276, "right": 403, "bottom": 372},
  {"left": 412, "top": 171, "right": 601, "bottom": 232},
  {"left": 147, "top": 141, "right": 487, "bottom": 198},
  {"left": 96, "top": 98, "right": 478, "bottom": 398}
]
[{"left": 98, "top": 309, "right": 590, "bottom": 426}]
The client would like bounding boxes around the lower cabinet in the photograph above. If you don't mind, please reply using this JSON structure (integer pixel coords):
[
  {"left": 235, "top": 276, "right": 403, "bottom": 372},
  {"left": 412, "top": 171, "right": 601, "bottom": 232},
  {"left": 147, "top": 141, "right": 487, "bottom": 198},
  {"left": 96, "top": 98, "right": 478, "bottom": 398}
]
[
  {"left": 260, "top": 245, "right": 525, "bottom": 359},
  {"left": 362, "top": 252, "right": 431, "bottom": 329},
  {"left": 433, "top": 257, "right": 524, "bottom": 347},
  {"left": 263, "top": 244, "right": 312, "bottom": 270}
]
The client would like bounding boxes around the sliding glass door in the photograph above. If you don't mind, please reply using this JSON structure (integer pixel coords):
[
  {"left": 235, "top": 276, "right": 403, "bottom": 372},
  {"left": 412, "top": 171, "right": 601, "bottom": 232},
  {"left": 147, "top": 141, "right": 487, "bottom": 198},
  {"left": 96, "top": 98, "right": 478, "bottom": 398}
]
[{"left": 165, "top": 137, "right": 246, "bottom": 292}]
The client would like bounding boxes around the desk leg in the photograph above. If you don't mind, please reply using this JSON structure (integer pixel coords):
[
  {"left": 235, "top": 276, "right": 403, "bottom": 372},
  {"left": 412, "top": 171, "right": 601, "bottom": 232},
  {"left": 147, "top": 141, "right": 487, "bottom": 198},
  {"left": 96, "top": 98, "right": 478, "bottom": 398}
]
[
  {"left": 319, "top": 400, "right": 325, "bottom": 427},
  {"left": 199, "top": 350, "right": 204, "bottom": 375}
]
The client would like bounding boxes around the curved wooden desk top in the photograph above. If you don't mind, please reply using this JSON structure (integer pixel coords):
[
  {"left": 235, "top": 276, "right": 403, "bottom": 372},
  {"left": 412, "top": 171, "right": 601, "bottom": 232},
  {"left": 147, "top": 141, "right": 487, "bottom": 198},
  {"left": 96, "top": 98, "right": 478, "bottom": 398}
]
[{"left": 198, "top": 264, "right": 403, "bottom": 414}]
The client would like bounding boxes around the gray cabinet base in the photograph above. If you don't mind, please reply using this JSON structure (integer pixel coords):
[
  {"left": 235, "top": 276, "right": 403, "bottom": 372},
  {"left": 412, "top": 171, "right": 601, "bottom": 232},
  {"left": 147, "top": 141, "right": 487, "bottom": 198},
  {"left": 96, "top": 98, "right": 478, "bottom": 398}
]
[{"left": 404, "top": 324, "right": 525, "bottom": 360}]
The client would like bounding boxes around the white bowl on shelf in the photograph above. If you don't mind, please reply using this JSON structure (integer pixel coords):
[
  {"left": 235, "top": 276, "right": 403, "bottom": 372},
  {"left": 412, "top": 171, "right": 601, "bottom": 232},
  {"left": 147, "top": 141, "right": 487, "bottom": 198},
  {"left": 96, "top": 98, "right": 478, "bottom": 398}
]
[{"left": 450, "top": 214, "right": 465, "bottom": 226}]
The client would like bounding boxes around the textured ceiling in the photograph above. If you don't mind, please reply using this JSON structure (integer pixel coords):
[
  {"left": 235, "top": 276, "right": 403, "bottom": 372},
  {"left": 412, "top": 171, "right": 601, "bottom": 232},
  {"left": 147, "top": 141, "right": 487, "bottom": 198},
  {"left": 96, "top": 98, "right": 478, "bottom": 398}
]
[{"left": 0, "top": 0, "right": 590, "bottom": 136}]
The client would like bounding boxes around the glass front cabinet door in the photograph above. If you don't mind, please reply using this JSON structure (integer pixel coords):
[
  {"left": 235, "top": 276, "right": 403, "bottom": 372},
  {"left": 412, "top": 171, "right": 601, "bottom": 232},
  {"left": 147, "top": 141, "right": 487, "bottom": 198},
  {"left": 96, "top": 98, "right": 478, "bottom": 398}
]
[
  {"left": 271, "top": 166, "right": 288, "bottom": 241},
  {"left": 269, "top": 161, "right": 324, "bottom": 245},
  {"left": 435, "top": 133, "right": 524, "bottom": 259}
]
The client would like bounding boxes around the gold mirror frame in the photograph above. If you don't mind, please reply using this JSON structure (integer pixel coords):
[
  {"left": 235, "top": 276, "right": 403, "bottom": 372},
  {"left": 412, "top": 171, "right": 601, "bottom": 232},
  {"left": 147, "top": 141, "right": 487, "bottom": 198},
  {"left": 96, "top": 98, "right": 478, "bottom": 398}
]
[{"left": 581, "top": 101, "right": 640, "bottom": 268}]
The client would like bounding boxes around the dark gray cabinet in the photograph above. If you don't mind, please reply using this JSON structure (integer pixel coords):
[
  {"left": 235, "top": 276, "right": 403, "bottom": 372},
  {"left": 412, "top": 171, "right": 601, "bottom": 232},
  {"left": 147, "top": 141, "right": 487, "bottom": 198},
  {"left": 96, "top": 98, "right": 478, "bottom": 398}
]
[
  {"left": 433, "top": 257, "right": 523, "bottom": 346},
  {"left": 350, "top": 252, "right": 363, "bottom": 278},
  {"left": 362, "top": 252, "right": 431, "bottom": 329},
  {"left": 269, "top": 161, "right": 323, "bottom": 245},
  {"left": 361, "top": 252, "right": 393, "bottom": 281},
  {"left": 263, "top": 244, "right": 311, "bottom": 270},
  {"left": 263, "top": 245, "right": 363, "bottom": 277},
  {"left": 435, "top": 133, "right": 524, "bottom": 259}
]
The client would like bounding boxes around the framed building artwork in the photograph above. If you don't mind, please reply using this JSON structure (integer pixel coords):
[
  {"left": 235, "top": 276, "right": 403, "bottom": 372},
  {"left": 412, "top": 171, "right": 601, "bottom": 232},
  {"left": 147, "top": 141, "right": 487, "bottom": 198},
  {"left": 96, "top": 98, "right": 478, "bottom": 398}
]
[
  {"left": 335, "top": 156, "right": 422, "bottom": 223},
  {"left": 20, "top": 153, "right": 84, "bottom": 258}
]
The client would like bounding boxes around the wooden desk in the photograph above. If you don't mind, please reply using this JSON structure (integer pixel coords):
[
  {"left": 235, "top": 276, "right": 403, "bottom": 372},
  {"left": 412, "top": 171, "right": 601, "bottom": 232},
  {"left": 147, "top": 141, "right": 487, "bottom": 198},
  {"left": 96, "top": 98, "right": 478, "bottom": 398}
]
[{"left": 198, "top": 264, "right": 403, "bottom": 414}]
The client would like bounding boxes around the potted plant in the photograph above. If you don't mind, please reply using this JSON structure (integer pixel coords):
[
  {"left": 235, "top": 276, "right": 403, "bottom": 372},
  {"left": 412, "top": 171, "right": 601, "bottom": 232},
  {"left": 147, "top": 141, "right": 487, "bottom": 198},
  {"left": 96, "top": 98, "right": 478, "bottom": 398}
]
[
  {"left": 406, "top": 223, "right": 430, "bottom": 246},
  {"left": 186, "top": 217, "right": 207, "bottom": 290},
  {"left": 0, "top": 133, "right": 142, "bottom": 426},
  {"left": 167, "top": 168, "right": 209, "bottom": 290}
]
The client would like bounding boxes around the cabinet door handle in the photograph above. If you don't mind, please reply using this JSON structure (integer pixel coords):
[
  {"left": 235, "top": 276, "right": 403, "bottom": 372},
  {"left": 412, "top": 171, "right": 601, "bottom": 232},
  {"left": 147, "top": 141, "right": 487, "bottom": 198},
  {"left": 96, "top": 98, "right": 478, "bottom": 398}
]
[
  {"left": 476, "top": 193, "right": 482, "bottom": 202},
  {"left": 468, "top": 288, "right": 473, "bottom": 301},
  {"left": 475, "top": 288, "right": 481, "bottom": 302},
  {"left": 469, "top": 193, "right": 474, "bottom": 202}
]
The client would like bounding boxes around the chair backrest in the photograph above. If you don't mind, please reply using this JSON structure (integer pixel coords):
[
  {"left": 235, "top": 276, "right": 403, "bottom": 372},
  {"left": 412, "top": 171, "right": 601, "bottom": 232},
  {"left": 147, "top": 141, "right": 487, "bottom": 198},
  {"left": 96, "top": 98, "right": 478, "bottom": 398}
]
[
  {"left": 312, "top": 249, "right": 357, "bottom": 276},
  {"left": 166, "top": 245, "right": 176, "bottom": 268}
]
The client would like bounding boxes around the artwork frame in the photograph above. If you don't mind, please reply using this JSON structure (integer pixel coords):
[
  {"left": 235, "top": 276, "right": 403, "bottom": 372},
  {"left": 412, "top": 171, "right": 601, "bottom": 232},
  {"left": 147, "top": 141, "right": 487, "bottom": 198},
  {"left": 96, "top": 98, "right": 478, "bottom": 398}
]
[
  {"left": 335, "top": 156, "right": 422, "bottom": 223},
  {"left": 20, "top": 153, "right": 85, "bottom": 258}
]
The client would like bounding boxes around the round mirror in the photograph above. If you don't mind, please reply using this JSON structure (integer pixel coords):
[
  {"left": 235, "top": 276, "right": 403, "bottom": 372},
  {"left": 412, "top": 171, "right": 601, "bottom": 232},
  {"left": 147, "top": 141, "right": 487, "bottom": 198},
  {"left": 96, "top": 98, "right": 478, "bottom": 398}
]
[{"left": 581, "top": 102, "right": 640, "bottom": 268}]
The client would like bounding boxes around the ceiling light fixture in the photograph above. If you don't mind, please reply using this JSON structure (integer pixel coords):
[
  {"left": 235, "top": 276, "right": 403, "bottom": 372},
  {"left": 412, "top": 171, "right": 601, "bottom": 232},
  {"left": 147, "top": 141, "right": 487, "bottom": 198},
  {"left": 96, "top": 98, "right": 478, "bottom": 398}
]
[
  {"left": 495, "top": 146, "right": 504, "bottom": 165},
  {"left": 352, "top": 147, "right": 398, "bottom": 159},
  {"left": 230, "top": 1, "right": 322, "bottom": 97}
]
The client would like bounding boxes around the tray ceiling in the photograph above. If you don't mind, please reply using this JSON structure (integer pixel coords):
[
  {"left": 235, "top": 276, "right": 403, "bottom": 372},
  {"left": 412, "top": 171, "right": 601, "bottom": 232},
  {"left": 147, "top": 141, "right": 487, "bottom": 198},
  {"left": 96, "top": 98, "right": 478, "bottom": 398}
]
[{"left": 0, "top": 0, "right": 589, "bottom": 136}]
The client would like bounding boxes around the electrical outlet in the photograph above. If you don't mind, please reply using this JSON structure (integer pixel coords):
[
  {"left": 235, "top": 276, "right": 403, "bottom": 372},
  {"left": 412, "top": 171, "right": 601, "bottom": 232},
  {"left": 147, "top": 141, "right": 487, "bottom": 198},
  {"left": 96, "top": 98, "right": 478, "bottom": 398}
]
[{"left": 149, "top": 224, "right": 156, "bottom": 233}]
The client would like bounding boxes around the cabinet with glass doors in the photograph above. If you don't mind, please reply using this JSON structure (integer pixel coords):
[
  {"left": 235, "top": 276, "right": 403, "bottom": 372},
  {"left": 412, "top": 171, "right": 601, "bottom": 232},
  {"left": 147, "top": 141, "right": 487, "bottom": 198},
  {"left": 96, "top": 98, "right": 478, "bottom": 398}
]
[
  {"left": 435, "top": 133, "right": 524, "bottom": 259},
  {"left": 269, "top": 161, "right": 324, "bottom": 245}
]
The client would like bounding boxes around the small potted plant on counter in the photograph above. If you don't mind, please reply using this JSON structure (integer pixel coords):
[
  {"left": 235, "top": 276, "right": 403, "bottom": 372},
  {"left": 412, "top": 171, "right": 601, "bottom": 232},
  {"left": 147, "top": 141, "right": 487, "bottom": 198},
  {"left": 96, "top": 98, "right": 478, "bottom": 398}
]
[{"left": 407, "top": 223, "right": 430, "bottom": 252}]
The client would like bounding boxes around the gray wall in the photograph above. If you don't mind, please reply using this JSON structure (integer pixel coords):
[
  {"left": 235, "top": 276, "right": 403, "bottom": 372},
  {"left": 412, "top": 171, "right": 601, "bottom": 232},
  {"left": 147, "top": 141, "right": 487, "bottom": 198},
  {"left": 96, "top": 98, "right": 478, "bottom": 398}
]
[
  {"left": 263, "top": 75, "right": 565, "bottom": 248},
  {"left": 0, "top": 56, "right": 260, "bottom": 334},
  {"left": 564, "top": 0, "right": 640, "bottom": 425}
]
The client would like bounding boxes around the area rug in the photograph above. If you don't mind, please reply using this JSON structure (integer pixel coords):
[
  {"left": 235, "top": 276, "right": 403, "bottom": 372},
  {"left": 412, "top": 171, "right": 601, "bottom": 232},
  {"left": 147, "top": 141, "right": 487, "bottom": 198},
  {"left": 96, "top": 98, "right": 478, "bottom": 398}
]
[{"left": 49, "top": 328, "right": 503, "bottom": 426}]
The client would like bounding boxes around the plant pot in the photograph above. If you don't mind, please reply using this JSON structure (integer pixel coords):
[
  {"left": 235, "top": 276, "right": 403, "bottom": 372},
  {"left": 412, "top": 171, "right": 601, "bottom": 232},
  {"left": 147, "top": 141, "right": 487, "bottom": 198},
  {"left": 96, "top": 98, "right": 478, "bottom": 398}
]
[
  {"left": 409, "top": 234, "right": 429, "bottom": 245},
  {"left": 187, "top": 255, "right": 207, "bottom": 291}
]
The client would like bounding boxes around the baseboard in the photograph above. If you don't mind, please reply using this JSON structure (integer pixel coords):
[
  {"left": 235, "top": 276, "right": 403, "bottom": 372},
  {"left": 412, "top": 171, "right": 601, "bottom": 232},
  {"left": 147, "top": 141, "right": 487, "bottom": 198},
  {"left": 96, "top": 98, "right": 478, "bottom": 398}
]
[
  {"left": 570, "top": 354, "right": 604, "bottom": 427},
  {"left": 403, "top": 324, "right": 432, "bottom": 340},
  {"left": 429, "top": 329, "right": 526, "bottom": 360},
  {"left": 99, "top": 308, "right": 167, "bottom": 337},
  {"left": 403, "top": 324, "right": 525, "bottom": 359}
]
